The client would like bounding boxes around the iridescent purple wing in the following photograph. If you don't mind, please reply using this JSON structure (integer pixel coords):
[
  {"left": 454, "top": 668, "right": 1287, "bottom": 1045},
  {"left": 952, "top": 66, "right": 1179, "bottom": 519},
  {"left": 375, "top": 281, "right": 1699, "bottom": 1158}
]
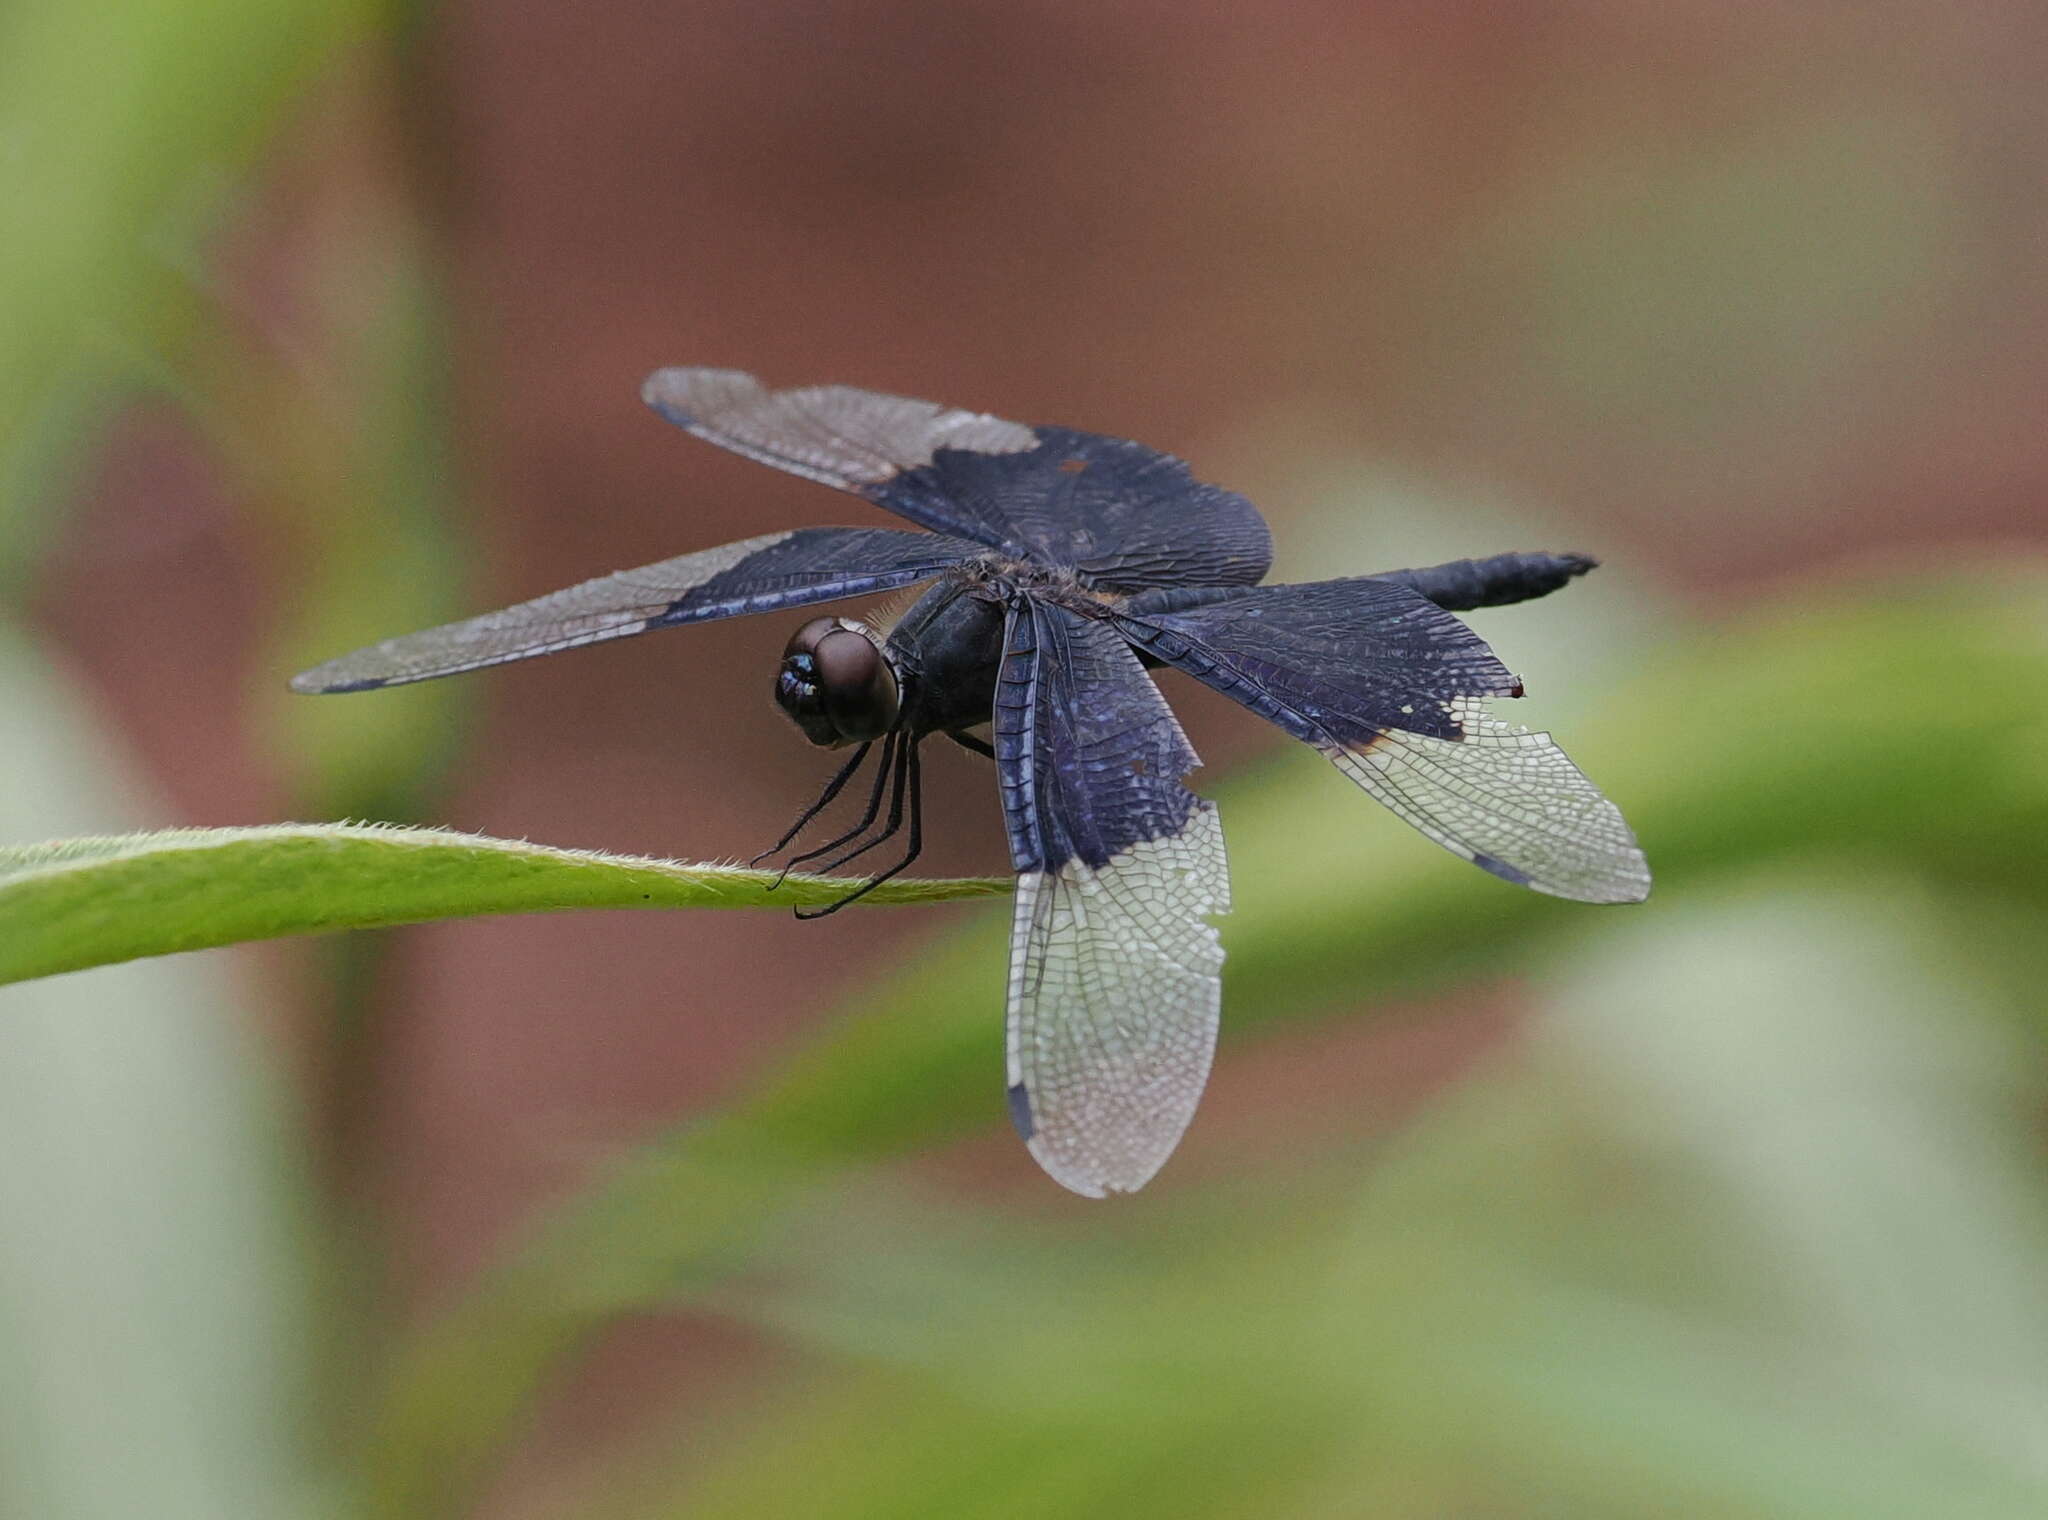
[
  {"left": 290, "top": 526, "right": 982, "bottom": 693},
  {"left": 994, "top": 600, "right": 1231, "bottom": 1197},
  {"left": 1115, "top": 577, "right": 1650, "bottom": 904},
  {"left": 642, "top": 369, "right": 1272, "bottom": 591}
]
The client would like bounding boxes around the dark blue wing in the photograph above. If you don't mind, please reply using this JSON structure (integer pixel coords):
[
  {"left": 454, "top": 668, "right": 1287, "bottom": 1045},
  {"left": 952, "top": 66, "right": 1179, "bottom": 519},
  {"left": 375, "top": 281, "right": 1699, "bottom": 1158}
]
[
  {"left": 1113, "top": 578, "right": 1650, "bottom": 904},
  {"left": 291, "top": 526, "right": 982, "bottom": 693},
  {"left": 642, "top": 369, "right": 1273, "bottom": 590},
  {"left": 882, "top": 427, "right": 1272, "bottom": 591},
  {"left": 1370, "top": 551, "right": 1597, "bottom": 612},
  {"left": 993, "top": 599, "right": 1231, "bottom": 1198}
]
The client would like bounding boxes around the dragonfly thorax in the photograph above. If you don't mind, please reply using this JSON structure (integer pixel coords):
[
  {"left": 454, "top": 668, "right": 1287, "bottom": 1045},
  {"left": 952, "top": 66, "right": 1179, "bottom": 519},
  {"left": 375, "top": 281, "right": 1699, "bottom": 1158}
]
[{"left": 884, "top": 578, "right": 1008, "bottom": 739}]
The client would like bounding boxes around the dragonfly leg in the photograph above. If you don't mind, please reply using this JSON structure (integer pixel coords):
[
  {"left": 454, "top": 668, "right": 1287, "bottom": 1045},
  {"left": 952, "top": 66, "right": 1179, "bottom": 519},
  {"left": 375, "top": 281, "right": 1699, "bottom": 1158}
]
[{"left": 797, "top": 739, "right": 924, "bottom": 919}]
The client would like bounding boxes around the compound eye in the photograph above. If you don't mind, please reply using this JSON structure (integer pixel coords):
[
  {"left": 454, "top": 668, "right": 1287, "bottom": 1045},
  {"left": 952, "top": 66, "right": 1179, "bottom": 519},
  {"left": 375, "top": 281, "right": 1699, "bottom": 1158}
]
[
  {"left": 781, "top": 618, "right": 838, "bottom": 664},
  {"left": 774, "top": 619, "right": 899, "bottom": 747},
  {"left": 813, "top": 628, "right": 899, "bottom": 742},
  {"left": 775, "top": 619, "right": 837, "bottom": 746}
]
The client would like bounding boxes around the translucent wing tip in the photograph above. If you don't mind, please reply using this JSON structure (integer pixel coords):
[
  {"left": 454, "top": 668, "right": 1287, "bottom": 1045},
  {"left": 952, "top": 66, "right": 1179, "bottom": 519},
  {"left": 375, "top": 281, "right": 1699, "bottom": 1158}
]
[
  {"left": 1522, "top": 840, "right": 1653, "bottom": 904},
  {"left": 1027, "top": 1141, "right": 1156, "bottom": 1200},
  {"left": 639, "top": 367, "right": 1036, "bottom": 498},
  {"left": 1005, "top": 806, "right": 1230, "bottom": 1201},
  {"left": 640, "top": 367, "right": 759, "bottom": 423},
  {"left": 289, "top": 655, "right": 397, "bottom": 695},
  {"left": 1008, "top": 1076, "right": 1179, "bottom": 1198}
]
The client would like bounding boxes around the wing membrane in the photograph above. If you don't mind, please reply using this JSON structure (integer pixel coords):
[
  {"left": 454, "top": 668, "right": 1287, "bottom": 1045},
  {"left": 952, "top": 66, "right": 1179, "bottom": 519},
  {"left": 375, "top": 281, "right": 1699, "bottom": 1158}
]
[
  {"left": 994, "top": 601, "right": 1230, "bottom": 1197},
  {"left": 642, "top": 369, "right": 1272, "bottom": 587},
  {"left": 641, "top": 368, "right": 1034, "bottom": 545},
  {"left": 292, "top": 526, "right": 981, "bottom": 693},
  {"left": 1116, "top": 579, "right": 1649, "bottom": 904},
  {"left": 1322, "top": 698, "right": 1647, "bottom": 900},
  {"left": 889, "top": 426, "right": 1274, "bottom": 590}
]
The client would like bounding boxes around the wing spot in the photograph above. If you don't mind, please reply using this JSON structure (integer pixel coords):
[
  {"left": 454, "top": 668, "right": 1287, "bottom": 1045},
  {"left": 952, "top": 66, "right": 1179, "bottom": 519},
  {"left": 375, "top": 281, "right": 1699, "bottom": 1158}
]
[
  {"left": 1006, "top": 1081, "right": 1036, "bottom": 1140},
  {"left": 1058, "top": 457, "right": 1089, "bottom": 474},
  {"left": 1470, "top": 852, "right": 1533, "bottom": 886}
]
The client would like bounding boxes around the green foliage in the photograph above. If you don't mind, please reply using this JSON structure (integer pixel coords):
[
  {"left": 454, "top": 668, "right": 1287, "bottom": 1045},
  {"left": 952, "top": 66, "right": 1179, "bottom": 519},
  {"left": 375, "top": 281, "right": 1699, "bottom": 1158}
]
[
  {"left": 655, "top": 892, "right": 2048, "bottom": 1520},
  {"left": 0, "top": 0, "right": 376, "bottom": 581},
  {"left": 0, "top": 824, "right": 1008, "bottom": 987},
  {"left": 0, "top": 616, "right": 316, "bottom": 1520}
]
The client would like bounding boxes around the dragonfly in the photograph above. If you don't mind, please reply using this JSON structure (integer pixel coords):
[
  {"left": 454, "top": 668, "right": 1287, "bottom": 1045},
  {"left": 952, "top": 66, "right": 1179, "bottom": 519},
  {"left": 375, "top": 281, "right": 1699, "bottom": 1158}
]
[{"left": 293, "top": 369, "right": 1650, "bottom": 1196}]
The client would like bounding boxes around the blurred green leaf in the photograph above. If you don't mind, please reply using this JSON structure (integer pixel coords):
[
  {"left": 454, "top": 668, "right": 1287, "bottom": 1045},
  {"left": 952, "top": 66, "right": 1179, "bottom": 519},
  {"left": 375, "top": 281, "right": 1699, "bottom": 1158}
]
[
  {"left": 0, "top": 615, "right": 318, "bottom": 1519},
  {"left": 360, "top": 567, "right": 2048, "bottom": 1519},
  {"left": 0, "top": 0, "right": 376, "bottom": 582},
  {"left": 201, "top": 169, "right": 471, "bottom": 821},
  {"left": 635, "top": 889, "right": 2048, "bottom": 1520},
  {"left": 0, "top": 825, "right": 1008, "bottom": 987}
]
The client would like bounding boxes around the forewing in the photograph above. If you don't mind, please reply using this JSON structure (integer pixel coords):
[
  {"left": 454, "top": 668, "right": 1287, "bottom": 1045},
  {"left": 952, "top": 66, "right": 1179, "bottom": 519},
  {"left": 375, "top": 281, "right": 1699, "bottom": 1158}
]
[
  {"left": 291, "top": 526, "right": 981, "bottom": 693},
  {"left": 890, "top": 426, "right": 1273, "bottom": 590},
  {"left": 1116, "top": 578, "right": 1650, "bottom": 904},
  {"left": 641, "top": 368, "right": 1033, "bottom": 546},
  {"left": 642, "top": 369, "right": 1272, "bottom": 588},
  {"left": 994, "top": 601, "right": 1230, "bottom": 1197}
]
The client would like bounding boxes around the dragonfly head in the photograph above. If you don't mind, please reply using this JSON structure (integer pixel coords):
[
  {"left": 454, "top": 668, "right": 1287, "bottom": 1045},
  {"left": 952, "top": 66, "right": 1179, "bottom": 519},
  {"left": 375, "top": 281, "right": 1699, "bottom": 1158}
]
[{"left": 775, "top": 618, "right": 902, "bottom": 747}]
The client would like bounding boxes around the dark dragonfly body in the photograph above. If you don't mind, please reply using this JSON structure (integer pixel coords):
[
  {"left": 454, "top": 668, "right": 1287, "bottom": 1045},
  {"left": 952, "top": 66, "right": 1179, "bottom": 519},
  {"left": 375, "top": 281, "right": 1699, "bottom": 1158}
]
[{"left": 294, "top": 369, "right": 1649, "bottom": 1196}]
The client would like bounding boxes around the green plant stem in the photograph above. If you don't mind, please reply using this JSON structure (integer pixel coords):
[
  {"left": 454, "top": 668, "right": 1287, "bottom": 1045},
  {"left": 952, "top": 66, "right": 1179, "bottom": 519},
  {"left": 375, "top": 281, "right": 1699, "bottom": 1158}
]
[{"left": 0, "top": 824, "right": 1008, "bottom": 986}]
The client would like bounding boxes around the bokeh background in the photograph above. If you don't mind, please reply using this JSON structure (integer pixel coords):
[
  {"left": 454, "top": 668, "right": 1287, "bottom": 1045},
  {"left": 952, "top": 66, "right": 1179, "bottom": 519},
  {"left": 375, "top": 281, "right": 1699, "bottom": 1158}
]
[{"left": 6, "top": 2, "right": 2048, "bottom": 1516}]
